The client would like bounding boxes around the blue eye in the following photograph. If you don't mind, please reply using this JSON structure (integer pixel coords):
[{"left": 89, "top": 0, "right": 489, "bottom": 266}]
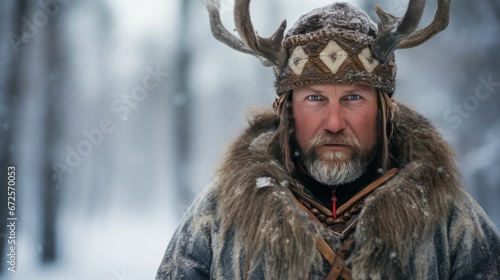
[
  {"left": 306, "top": 95, "right": 323, "bottom": 101},
  {"left": 345, "top": 94, "right": 361, "bottom": 100}
]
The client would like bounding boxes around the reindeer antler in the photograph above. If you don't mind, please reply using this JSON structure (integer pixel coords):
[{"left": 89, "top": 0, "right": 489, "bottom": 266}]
[
  {"left": 203, "top": 0, "right": 287, "bottom": 67},
  {"left": 371, "top": 0, "right": 452, "bottom": 62}
]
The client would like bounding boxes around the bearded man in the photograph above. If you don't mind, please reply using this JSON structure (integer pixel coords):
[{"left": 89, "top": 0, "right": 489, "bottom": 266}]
[{"left": 156, "top": 1, "right": 500, "bottom": 279}]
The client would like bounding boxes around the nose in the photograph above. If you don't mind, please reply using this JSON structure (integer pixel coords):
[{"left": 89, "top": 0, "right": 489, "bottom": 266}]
[{"left": 322, "top": 105, "right": 346, "bottom": 134}]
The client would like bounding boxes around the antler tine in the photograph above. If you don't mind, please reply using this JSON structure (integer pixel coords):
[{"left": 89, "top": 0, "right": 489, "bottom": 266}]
[
  {"left": 398, "top": 0, "right": 451, "bottom": 49},
  {"left": 203, "top": 0, "right": 253, "bottom": 55},
  {"left": 234, "top": 0, "right": 288, "bottom": 67},
  {"left": 372, "top": 0, "right": 453, "bottom": 62},
  {"left": 203, "top": 0, "right": 286, "bottom": 67},
  {"left": 371, "top": 0, "right": 426, "bottom": 62}
]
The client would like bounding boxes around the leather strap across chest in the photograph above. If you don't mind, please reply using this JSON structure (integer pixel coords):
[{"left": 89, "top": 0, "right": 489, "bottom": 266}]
[{"left": 292, "top": 168, "right": 398, "bottom": 280}]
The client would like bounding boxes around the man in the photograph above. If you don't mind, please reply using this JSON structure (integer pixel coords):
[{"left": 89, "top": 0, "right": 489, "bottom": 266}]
[{"left": 157, "top": 1, "right": 500, "bottom": 279}]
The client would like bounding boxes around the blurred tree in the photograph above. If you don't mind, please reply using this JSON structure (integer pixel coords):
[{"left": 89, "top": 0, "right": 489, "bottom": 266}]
[
  {"left": 39, "top": 2, "right": 65, "bottom": 263},
  {"left": 449, "top": 0, "right": 500, "bottom": 225},
  {"left": 172, "top": 0, "right": 195, "bottom": 217},
  {"left": 0, "top": 0, "right": 29, "bottom": 273}
]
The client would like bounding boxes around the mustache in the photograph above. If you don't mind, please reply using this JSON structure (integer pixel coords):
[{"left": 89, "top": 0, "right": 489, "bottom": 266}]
[{"left": 306, "top": 132, "right": 362, "bottom": 153}]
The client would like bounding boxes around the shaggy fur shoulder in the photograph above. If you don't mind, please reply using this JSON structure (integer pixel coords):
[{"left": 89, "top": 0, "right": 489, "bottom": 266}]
[
  {"left": 349, "top": 103, "right": 464, "bottom": 279},
  {"left": 214, "top": 111, "right": 324, "bottom": 279}
]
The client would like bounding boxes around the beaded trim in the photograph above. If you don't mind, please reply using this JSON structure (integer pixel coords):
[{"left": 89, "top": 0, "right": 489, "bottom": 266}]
[
  {"left": 291, "top": 168, "right": 398, "bottom": 238},
  {"left": 291, "top": 188, "right": 364, "bottom": 238}
]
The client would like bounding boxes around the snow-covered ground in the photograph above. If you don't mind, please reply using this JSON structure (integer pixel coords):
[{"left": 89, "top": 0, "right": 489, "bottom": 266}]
[{"left": 2, "top": 203, "right": 178, "bottom": 280}]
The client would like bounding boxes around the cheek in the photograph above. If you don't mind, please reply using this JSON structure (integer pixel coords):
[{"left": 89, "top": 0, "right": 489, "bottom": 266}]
[
  {"left": 293, "top": 112, "right": 305, "bottom": 147},
  {"left": 293, "top": 108, "right": 314, "bottom": 151},
  {"left": 358, "top": 110, "right": 379, "bottom": 149}
]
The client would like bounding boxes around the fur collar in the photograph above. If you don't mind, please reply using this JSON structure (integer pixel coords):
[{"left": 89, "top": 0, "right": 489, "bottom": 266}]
[{"left": 212, "top": 103, "right": 463, "bottom": 279}]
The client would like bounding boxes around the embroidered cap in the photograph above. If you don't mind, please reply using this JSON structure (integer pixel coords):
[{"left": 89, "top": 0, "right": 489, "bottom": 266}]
[{"left": 275, "top": 3, "right": 397, "bottom": 97}]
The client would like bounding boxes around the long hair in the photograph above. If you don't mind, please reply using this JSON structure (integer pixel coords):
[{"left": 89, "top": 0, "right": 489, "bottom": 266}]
[
  {"left": 269, "top": 89, "right": 398, "bottom": 175},
  {"left": 378, "top": 90, "right": 398, "bottom": 170}
]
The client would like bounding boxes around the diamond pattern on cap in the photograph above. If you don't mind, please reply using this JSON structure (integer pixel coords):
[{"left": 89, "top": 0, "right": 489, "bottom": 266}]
[
  {"left": 358, "top": 48, "right": 380, "bottom": 73},
  {"left": 319, "top": 40, "right": 348, "bottom": 74},
  {"left": 288, "top": 46, "right": 309, "bottom": 75}
]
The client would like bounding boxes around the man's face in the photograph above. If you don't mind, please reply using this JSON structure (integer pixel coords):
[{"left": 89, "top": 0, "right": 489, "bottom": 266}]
[{"left": 292, "top": 84, "right": 379, "bottom": 186}]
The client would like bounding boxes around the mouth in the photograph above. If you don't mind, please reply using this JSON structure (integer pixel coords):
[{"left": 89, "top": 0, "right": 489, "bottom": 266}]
[
  {"left": 321, "top": 144, "right": 350, "bottom": 151},
  {"left": 314, "top": 144, "right": 351, "bottom": 161},
  {"left": 323, "top": 143, "right": 349, "bottom": 147}
]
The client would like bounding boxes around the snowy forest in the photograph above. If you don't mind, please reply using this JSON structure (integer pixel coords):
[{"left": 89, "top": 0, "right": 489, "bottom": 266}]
[{"left": 0, "top": 0, "right": 499, "bottom": 279}]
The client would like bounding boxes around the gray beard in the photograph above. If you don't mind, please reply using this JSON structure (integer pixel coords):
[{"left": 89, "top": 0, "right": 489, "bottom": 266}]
[{"left": 303, "top": 150, "right": 370, "bottom": 186}]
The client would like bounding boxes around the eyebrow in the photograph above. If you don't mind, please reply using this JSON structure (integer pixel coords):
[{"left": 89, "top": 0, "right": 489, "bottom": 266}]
[{"left": 306, "top": 87, "right": 324, "bottom": 94}]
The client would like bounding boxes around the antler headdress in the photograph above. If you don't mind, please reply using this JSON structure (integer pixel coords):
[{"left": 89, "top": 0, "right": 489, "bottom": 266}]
[{"left": 204, "top": 0, "right": 451, "bottom": 97}]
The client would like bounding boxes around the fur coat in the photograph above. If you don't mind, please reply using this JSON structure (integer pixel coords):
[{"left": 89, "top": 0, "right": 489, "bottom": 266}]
[{"left": 156, "top": 103, "right": 500, "bottom": 279}]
